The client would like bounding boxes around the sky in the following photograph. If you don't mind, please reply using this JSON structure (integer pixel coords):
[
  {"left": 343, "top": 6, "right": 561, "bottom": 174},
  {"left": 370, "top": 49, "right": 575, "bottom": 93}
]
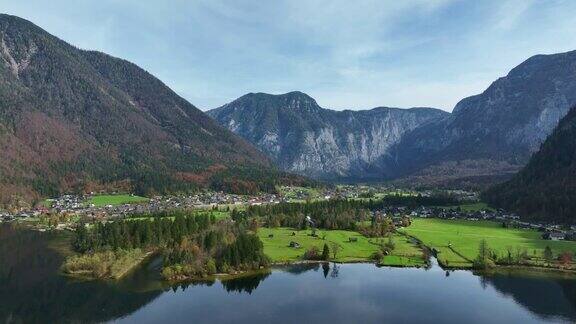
[{"left": 2, "top": 0, "right": 576, "bottom": 112}]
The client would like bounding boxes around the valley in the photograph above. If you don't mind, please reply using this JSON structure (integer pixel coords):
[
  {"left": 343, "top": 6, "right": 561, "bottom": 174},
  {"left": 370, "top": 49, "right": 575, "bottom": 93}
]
[
  {"left": 1, "top": 5, "right": 576, "bottom": 323},
  {"left": 6, "top": 185, "right": 576, "bottom": 281}
]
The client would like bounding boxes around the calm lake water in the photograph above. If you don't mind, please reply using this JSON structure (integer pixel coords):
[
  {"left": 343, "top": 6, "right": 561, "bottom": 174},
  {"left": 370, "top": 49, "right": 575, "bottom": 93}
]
[{"left": 1, "top": 224, "right": 576, "bottom": 323}]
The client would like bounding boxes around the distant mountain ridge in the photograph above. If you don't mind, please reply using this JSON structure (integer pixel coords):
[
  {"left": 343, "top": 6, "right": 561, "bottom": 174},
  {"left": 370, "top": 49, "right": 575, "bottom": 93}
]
[
  {"left": 0, "top": 14, "right": 298, "bottom": 206},
  {"left": 208, "top": 91, "right": 448, "bottom": 179},
  {"left": 210, "top": 50, "right": 576, "bottom": 187},
  {"left": 483, "top": 106, "right": 576, "bottom": 223}
]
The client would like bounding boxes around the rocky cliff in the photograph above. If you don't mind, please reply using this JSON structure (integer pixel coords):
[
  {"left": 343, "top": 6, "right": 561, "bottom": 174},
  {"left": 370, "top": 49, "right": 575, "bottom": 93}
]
[{"left": 208, "top": 92, "right": 448, "bottom": 179}]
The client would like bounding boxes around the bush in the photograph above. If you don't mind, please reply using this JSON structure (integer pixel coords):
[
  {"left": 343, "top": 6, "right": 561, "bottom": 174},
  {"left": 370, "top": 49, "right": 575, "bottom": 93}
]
[
  {"left": 206, "top": 259, "right": 217, "bottom": 274},
  {"left": 303, "top": 246, "right": 320, "bottom": 260},
  {"left": 371, "top": 251, "right": 384, "bottom": 261}
]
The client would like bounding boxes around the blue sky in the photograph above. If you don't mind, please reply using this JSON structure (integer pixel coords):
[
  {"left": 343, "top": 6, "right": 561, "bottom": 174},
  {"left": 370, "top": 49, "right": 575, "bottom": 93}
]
[{"left": 3, "top": 0, "right": 576, "bottom": 111}]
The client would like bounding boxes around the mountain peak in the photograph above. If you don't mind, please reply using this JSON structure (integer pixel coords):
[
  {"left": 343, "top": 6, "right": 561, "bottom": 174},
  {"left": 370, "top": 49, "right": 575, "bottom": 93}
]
[
  {"left": 227, "top": 91, "right": 321, "bottom": 113},
  {"left": 242, "top": 90, "right": 316, "bottom": 102}
]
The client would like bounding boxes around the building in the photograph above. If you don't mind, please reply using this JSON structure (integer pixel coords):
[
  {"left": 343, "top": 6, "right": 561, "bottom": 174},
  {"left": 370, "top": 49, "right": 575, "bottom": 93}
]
[{"left": 543, "top": 232, "right": 565, "bottom": 241}]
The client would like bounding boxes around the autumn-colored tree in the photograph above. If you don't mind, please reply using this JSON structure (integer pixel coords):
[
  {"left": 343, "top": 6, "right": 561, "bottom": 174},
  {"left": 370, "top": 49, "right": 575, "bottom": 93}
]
[{"left": 558, "top": 251, "right": 573, "bottom": 266}]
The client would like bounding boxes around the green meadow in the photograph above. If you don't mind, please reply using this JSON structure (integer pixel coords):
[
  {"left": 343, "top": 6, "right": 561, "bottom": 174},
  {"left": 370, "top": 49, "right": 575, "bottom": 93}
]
[
  {"left": 257, "top": 227, "right": 425, "bottom": 266},
  {"left": 400, "top": 218, "right": 576, "bottom": 268},
  {"left": 86, "top": 194, "right": 149, "bottom": 207}
]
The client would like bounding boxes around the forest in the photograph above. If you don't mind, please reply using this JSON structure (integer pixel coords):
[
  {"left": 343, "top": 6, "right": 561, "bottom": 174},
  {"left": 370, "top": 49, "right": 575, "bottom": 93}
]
[
  {"left": 242, "top": 195, "right": 458, "bottom": 231},
  {"left": 66, "top": 210, "right": 268, "bottom": 280}
]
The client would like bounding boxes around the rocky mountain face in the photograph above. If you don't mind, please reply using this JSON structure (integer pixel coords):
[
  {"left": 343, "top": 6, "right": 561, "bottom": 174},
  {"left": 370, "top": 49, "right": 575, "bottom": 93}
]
[
  {"left": 208, "top": 92, "right": 448, "bottom": 179},
  {"left": 209, "top": 50, "right": 576, "bottom": 187},
  {"left": 0, "top": 14, "right": 298, "bottom": 206},
  {"left": 388, "top": 50, "right": 576, "bottom": 187},
  {"left": 483, "top": 106, "right": 576, "bottom": 223}
]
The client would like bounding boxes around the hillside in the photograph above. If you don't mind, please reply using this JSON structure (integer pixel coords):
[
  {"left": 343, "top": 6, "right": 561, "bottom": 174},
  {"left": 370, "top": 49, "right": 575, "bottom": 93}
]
[
  {"left": 0, "top": 14, "right": 296, "bottom": 207},
  {"left": 483, "top": 106, "right": 576, "bottom": 223},
  {"left": 208, "top": 92, "right": 447, "bottom": 179}
]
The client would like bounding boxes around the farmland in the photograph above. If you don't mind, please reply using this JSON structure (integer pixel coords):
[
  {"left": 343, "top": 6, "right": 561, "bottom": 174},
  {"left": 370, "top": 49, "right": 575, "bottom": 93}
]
[
  {"left": 399, "top": 218, "right": 576, "bottom": 268},
  {"left": 257, "top": 227, "right": 426, "bottom": 266},
  {"left": 86, "top": 194, "right": 149, "bottom": 207}
]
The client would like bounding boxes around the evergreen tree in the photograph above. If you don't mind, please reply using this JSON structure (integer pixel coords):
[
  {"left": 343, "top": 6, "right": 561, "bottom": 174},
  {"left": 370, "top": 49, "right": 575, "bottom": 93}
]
[
  {"left": 544, "top": 246, "right": 554, "bottom": 263},
  {"left": 322, "top": 243, "right": 330, "bottom": 261}
]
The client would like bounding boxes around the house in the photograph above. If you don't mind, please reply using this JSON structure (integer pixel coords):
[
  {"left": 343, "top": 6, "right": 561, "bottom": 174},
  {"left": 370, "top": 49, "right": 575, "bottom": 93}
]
[{"left": 543, "top": 232, "right": 565, "bottom": 241}]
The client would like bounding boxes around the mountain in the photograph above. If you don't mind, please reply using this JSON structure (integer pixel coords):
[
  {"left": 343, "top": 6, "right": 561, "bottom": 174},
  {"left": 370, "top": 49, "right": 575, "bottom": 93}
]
[
  {"left": 0, "top": 14, "right": 297, "bottom": 207},
  {"left": 209, "top": 51, "right": 576, "bottom": 186},
  {"left": 482, "top": 106, "right": 576, "bottom": 223},
  {"left": 388, "top": 50, "right": 576, "bottom": 187},
  {"left": 207, "top": 91, "right": 448, "bottom": 179}
]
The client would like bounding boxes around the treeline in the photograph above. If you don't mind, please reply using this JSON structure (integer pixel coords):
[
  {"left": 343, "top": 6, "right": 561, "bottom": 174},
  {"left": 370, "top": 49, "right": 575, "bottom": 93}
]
[
  {"left": 243, "top": 195, "right": 458, "bottom": 230},
  {"left": 73, "top": 214, "right": 215, "bottom": 253},
  {"left": 243, "top": 199, "right": 370, "bottom": 230},
  {"left": 472, "top": 239, "right": 574, "bottom": 270}
]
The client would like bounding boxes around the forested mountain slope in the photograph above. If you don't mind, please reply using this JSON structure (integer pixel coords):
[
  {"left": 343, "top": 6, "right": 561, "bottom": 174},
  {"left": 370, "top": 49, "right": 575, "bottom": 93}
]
[
  {"left": 0, "top": 14, "right": 297, "bottom": 207},
  {"left": 483, "top": 106, "right": 576, "bottom": 223}
]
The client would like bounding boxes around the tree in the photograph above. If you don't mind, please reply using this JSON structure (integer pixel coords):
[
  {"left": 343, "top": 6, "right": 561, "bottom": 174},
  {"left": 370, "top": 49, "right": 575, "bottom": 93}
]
[
  {"left": 478, "top": 239, "right": 489, "bottom": 262},
  {"left": 303, "top": 246, "right": 320, "bottom": 260},
  {"left": 249, "top": 218, "right": 259, "bottom": 233},
  {"left": 473, "top": 239, "right": 493, "bottom": 269},
  {"left": 330, "top": 242, "right": 341, "bottom": 260},
  {"left": 72, "top": 224, "right": 91, "bottom": 253},
  {"left": 385, "top": 235, "right": 395, "bottom": 251},
  {"left": 544, "top": 246, "right": 553, "bottom": 263},
  {"left": 206, "top": 258, "right": 217, "bottom": 274},
  {"left": 559, "top": 251, "right": 573, "bottom": 266},
  {"left": 322, "top": 243, "right": 330, "bottom": 261}
]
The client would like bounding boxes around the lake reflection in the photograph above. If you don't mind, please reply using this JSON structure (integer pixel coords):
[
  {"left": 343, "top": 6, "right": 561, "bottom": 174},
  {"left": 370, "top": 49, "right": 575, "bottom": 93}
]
[
  {"left": 1, "top": 225, "right": 575, "bottom": 324},
  {"left": 115, "top": 263, "right": 575, "bottom": 324}
]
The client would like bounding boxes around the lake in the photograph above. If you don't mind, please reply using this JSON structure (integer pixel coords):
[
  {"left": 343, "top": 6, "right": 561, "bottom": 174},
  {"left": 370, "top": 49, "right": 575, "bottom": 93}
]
[{"left": 1, "top": 225, "right": 575, "bottom": 323}]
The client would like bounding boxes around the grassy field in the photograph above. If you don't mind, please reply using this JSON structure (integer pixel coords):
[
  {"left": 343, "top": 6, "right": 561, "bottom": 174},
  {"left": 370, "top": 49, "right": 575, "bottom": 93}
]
[
  {"left": 379, "top": 235, "right": 427, "bottom": 267},
  {"left": 399, "top": 218, "right": 576, "bottom": 268},
  {"left": 278, "top": 186, "right": 323, "bottom": 202},
  {"left": 257, "top": 227, "right": 425, "bottom": 266},
  {"left": 86, "top": 194, "right": 149, "bottom": 207}
]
